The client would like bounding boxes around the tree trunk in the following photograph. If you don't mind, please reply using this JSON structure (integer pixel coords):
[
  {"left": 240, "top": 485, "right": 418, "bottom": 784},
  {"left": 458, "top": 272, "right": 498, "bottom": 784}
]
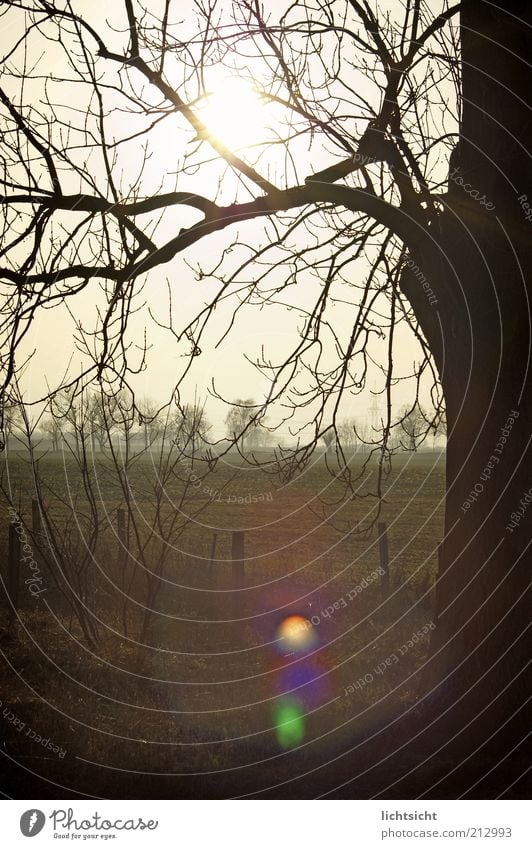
[
  {"left": 419, "top": 227, "right": 531, "bottom": 771},
  {"left": 408, "top": 1, "right": 532, "bottom": 785}
]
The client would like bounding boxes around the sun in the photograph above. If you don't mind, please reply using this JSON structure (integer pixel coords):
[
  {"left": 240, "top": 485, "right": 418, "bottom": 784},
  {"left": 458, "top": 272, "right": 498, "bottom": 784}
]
[{"left": 199, "top": 76, "right": 267, "bottom": 150}]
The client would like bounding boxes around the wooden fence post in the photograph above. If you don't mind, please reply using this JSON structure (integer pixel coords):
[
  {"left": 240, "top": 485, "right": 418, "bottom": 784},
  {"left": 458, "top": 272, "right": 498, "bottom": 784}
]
[
  {"left": 378, "top": 521, "right": 390, "bottom": 597},
  {"left": 7, "top": 523, "right": 20, "bottom": 624}
]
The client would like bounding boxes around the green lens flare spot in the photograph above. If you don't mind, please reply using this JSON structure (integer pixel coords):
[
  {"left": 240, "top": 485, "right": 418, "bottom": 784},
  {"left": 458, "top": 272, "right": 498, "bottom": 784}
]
[{"left": 274, "top": 700, "right": 305, "bottom": 749}]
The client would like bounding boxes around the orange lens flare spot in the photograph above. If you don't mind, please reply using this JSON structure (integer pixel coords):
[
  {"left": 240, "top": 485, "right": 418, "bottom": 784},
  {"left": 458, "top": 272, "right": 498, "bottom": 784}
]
[{"left": 276, "top": 615, "right": 317, "bottom": 654}]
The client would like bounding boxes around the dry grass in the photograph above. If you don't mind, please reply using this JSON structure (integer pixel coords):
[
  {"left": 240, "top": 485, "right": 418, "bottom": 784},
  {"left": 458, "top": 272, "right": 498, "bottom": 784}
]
[{"left": 0, "top": 449, "right": 445, "bottom": 797}]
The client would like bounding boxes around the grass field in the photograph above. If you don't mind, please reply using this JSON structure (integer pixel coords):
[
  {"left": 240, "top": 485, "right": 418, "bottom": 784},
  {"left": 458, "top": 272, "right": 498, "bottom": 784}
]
[{"left": 0, "top": 448, "right": 446, "bottom": 797}]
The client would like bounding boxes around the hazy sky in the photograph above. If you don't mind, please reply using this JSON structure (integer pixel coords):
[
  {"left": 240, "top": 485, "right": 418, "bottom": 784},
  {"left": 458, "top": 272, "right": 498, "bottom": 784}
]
[{"left": 3, "top": 0, "right": 452, "bottom": 439}]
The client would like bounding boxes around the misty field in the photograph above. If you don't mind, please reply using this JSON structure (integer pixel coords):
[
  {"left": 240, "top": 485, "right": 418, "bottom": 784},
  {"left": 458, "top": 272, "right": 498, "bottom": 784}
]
[{"left": 0, "top": 449, "right": 445, "bottom": 797}]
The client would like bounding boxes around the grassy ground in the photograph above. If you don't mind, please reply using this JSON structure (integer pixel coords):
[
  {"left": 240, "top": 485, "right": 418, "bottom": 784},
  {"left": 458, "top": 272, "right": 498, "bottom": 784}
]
[{"left": 0, "top": 448, "right": 451, "bottom": 797}]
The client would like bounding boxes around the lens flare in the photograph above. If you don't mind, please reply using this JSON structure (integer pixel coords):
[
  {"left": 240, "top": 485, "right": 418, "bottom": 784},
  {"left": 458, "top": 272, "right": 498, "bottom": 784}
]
[
  {"left": 275, "top": 614, "right": 318, "bottom": 655},
  {"left": 276, "top": 655, "right": 330, "bottom": 709},
  {"left": 273, "top": 698, "right": 305, "bottom": 749},
  {"left": 269, "top": 611, "right": 336, "bottom": 748}
]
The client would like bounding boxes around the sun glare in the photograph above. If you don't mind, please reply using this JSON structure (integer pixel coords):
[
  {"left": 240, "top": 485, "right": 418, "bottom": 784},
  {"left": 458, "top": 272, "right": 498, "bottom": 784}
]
[{"left": 199, "top": 77, "right": 267, "bottom": 150}]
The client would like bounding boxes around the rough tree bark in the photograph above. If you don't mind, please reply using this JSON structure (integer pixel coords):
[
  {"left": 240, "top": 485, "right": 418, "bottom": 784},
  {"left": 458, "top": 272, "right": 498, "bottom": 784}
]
[{"left": 400, "top": 0, "right": 531, "bottom": 781}]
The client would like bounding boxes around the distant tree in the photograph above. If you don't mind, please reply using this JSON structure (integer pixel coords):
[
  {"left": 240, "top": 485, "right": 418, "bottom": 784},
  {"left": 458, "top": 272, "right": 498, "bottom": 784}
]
[
  {"left": 354, "top": 419, "right": 370, "bottom": 449},
  {"left": 62, "top": 388, "right": 136, "bottom": 454},
  {"left": 399, "top": 405, "right": 427, "bottom": 452},
  {"left": 2, "top": 399, "right": 22, "bottom": 450},
  {"left": 245, "top": 420, "right": 263, "bottom": 451},
  {"left": 175, "top": 400, "right": 210, "bottom": 464},
  {"left": 225, "top": 398, "right": 261, "bottom": 453},
  {"left": 41, "top": 415, "right": 63, "bottom": 452},
  {"left": 86, "top": 393, "right": 111, "bottom": 452},
  {"left": 51, "top": 389, "right": 93, "bottom": 456},
  {"left": 321, "top": 428, "right": 336, "bottom": 453},
  {"left": 112, "top": 390, "right": 136, "bottom": 452},
  {"left": 138, "top": 397, "right": 162, "bottom": 452},
  {"left": 337, "top": 419, "right": 358, "bottom": 452},
  {"left": 255, "top": 428, "right": 275, "bottom": 449}
]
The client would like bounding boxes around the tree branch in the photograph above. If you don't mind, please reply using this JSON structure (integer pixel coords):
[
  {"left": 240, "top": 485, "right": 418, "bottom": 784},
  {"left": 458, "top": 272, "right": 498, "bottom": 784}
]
[{"left": 1, "top": 182, "right": 427, "bottom": 288}]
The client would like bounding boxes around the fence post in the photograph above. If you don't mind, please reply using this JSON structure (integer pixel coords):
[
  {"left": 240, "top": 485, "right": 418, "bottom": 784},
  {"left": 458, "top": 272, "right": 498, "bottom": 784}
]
[
  {"left": 378, "top": 521, "right": 390, "bottom": 597},
  {"left": 7, "top": 523, "right": 20, "bottom": 624}
]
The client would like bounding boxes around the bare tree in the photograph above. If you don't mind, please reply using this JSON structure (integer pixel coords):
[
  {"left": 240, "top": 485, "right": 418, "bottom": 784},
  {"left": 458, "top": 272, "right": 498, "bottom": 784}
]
[
  {"left": 2, "top": 398, "right": 23, "bottom": 450},
  {"left": 2, "top": 393, "right": 219, "bottom": 647},
  {"left": 138, "top": 396, "right": 162, "bottom": 452},
  {"left": 50, "top": 388, "right": 94, "bottom": 457},
  {"left": 337, "top": 419, "right": 360, "bottom": 453},
  {"left": 40, "top": 415, "right": 62, "bottom": 452},
  {"left": 112, "top": 390, "right": 138, "bottom": 454},
  {"left": 0, "top": 0, "right": 530, "bottom": 786},
  {"left": 225, "top": 398, "right": 262, "bottom": 453},
  {"left": 399, "top": 404, "right": 427, "bottom": 452},
  {"left": 86, "top": 392, "right": 113, "bottom": 453},
  {"left": 321, "top": 428, "right": 336, "bottom": 454},
  {"left": 174, "top": 399, "right": 210, "bottom": 465}
]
